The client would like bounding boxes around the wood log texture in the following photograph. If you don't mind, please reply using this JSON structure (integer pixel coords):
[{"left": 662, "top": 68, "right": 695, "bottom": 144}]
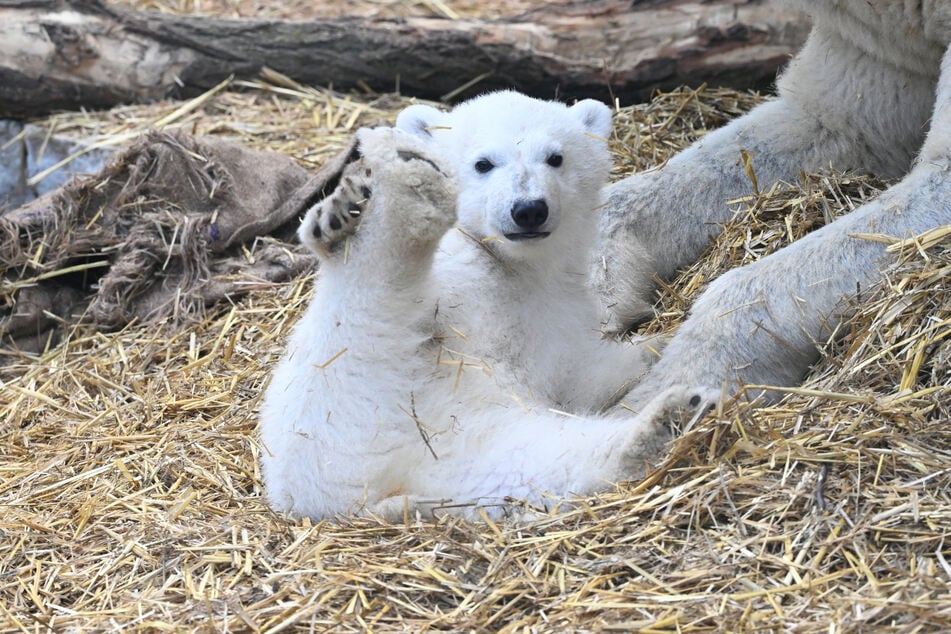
[{"left": 0, "top": 0, "right": 811, "bottom": 117}]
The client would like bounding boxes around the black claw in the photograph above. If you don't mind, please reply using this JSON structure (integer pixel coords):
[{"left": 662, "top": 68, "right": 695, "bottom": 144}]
[
  {"left": 396, "top": 150, "right": 443, "bottom": 174},
  {"left": 347, "top": 202, "right": 363, "bottom": 217},
  {"left": 361, "top": 186, "right": 372, "bottom": 199},
  {"left": 311, "top": 222, "right": 322, "bottom": 239},
  {"left": 397, "top": 150, "right": 423, "bottom": 162},
  {"left": 365, "top": 168, "right": 372, "bottom": 177},
  {"left": 329, "top": 215, "right": 342, "bottom": 231},
  {"left": 689, "top": 395, "right": 702, "bottom": 407}
]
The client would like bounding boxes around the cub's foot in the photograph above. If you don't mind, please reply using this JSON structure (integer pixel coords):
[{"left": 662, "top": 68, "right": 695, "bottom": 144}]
[
  {"left": 298, "top": 158, "right": 373, "bottom": 258},
  {"left": 625, "top": 384, "right": 719, "bottom": 438}
]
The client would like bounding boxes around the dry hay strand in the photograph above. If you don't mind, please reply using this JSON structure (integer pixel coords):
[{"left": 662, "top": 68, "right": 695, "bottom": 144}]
[
  {"left": 639, "top": 169, "right": 892, "bottom": 336},
  {"left": 3, "top": 81, "right": 951, "bottom": 631},
  {"left": 28, "top": 70, "right": 406, "bottom": 169},
  {"left": 609, "top": 84, "right": 763, "bottom": 176}
]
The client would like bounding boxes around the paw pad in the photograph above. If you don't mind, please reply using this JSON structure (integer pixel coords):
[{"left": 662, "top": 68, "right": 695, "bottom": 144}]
[{"left": 299, "top": 158, "right": 373, "bottom": 255}]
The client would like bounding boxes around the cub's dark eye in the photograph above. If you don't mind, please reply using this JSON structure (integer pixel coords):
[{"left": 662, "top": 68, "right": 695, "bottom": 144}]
[
  {"left": 546, "top": 153, "right": 563, "bottom": 168},
  {"left": 474, "top": 159, "right": 495, "bottom": 174}
]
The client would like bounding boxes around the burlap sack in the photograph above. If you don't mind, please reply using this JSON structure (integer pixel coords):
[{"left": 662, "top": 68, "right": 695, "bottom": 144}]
[{"left": 0, "top": 129, "right": 358, "bottom": 361}]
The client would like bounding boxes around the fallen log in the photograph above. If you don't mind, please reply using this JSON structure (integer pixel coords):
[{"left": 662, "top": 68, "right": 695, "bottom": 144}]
[{"left": 0, "top": 0, "right": 810, "bottom": 117}]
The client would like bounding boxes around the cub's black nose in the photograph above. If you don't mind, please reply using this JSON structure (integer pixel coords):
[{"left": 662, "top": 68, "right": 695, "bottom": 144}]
[{"left": 511, "top": 199, "right": 549, "bottom": 230}]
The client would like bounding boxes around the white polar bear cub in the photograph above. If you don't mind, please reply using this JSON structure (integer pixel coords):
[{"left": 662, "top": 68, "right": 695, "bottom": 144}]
[{"left": 260, "top": 91, "right": 668, "bottom": 521}]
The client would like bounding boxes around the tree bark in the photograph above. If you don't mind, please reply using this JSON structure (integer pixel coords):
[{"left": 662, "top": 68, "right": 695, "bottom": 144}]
[{"left": 0, "top": 0, "right": 811, "bottom": 118}]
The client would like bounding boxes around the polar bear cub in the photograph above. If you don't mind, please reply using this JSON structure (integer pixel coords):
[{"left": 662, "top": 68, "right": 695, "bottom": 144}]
[{"left": 259, "top": 91, "right": 667, "bottom": 520}]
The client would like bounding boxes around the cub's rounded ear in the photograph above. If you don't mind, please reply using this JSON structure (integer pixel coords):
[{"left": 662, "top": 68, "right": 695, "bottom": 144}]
[
  {"left": 396, "top": 104, "right": 447, "bottom": 140},
  {"left": 569, "top": 99, "right": 612, "bottom": 138}
]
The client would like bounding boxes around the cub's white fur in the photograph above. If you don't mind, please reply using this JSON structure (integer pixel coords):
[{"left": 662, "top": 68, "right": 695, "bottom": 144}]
[
  {"left": 601, "top": 1, "right": 951, "bottom": 411},
  {"left": 260, "top": 92, "right": 668, "bottom": 520}
]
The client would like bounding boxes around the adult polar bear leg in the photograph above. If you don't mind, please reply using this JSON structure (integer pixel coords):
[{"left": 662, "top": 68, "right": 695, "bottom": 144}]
[
  {"left": 622, "top": 43, "right": 951, "bottom": 411},
  {"left": 598, "top": 24, "right": 938, "bottom": 331}
]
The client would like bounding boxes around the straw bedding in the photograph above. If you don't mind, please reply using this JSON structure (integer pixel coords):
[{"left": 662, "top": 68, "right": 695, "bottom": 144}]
[{"left": 2, "top": 75, "right": 950, "bottom": 631}]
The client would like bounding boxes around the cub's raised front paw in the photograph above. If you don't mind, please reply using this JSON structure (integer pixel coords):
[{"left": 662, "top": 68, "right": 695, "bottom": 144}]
[
  {"left": 354, "top": 126, "right": 458, "bottom": 247},
  {"left": 298, "top": 158, "right": 373, "bottom": 257},
  {"left": 299, "top": 126, "right": 458, "bottom": 259}
]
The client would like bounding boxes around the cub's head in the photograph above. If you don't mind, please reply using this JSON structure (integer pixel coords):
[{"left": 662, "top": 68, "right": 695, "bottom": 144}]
[{"left": 396, "top": 91, "right": 612, "bottom": 261}]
